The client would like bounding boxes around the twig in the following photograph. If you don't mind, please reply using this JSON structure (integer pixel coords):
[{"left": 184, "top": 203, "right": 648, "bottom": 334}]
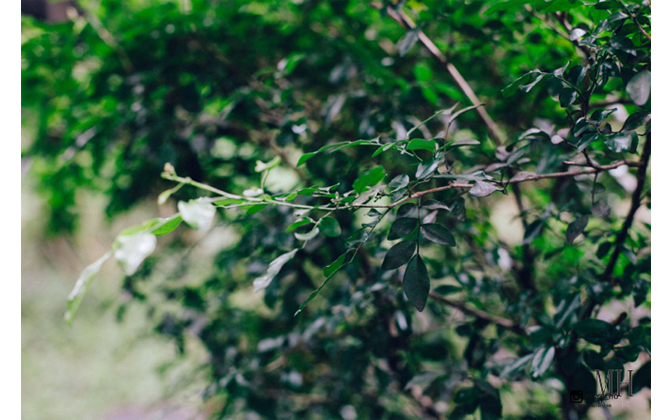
[
  {"left": 372, "top": 4, "right": 505, "bottom": 145},
  {"left": 428, "top": 292, "right": 526, "bottom": 336},
  {"left": 601, "top": 133, "right": 651, "bottom": 283}
]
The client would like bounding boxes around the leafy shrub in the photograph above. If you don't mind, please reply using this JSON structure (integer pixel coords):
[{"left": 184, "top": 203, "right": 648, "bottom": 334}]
[{"left": 23, "top": 1, "right": 650, "bottom": 418}]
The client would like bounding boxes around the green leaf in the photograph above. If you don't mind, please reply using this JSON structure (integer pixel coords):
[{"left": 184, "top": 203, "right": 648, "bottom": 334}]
[
  {"left": 622, "top": 112, "right": 650, "bottom": 132},
  {"left": 604, "top": 132, "right": 638, "bottom": 153},
  {"left": 502, "top": 70, "right": 548, "bottom": 97},
  {"left": 65, "top": 252, "right": 112, "bottom": 326},
  {"left": 178, "top": 198, "right": 216, "bottom": 230},
  {"left": 388, "top": 217, "right": 418, "bottom": 240},
  {"left": 397, "top": 29, "right": 419, "bottom": 57},
  {"left": 295, "top": 226, "right": 320, "bottom": 241},
  {"left": 382, "top": 240, "right": 416, "bottom": 270},
  {"left": 286, "top": 218, "right": 313, "bottom": 232},
  {"left": 406, "top": 138, "right": 436, "bottom": 152},
  {"left": 319, "top": 216, "right": 342, "bottom": 237},
  {"left": 469, "top": 181, "right": 500, "bottom": 197},
  {"left": 113, "top": 231, "right": 157, "bottom": 276},
  {"left": 566, "top": 215, "right": 589, "bottom": 244},
  {"left": 253, "top": 249, "right": 298, "bottom": 292},
  {"left": 118, "top": 215, "right": 182, "bottom": 236},
  {"left": 353, "top": 166, "right": 386, "bottom": 194},
  {"left": 389, "top": 174, "right": 410, "bottom": 193},
  {"left": 421, "top": 223, "right": 456, "bottom": 246},
  {"left": 246, "top": 204, "right": 269, "bottom": 215},
  {"left": 574, "top": 319, "right": 616, "bottom": 344},
  {"left": 397, "top": 203, "right": 418, "bottom": 218},
  {"left": 530, "top": 346, "right": 555, "bottom": 378},
  {"left": 422, "top": 199, "right": 450, "bottom": 211},
  {"left": 523, "top": 219, "right": 545, "bottom": 245},
  {"left": 404, "top": 372, "right": 443, "bottom": 390},
  {"left": 324, "top": 252, "right": 350, "bottom": 278},
  {"left": 414, "top": 63, "right": 433, "bottom": 82},
  {"left": 559, "top": 87, "right": 577, "bottom": 107},
  {"left": 297, "top": 152, "right": 318, "bottom": 166},
  {"left": 254, "top": 156, "right": 281, "bottom": 172},
  {"left": 403, "top": 255, "right": 430, "bottom": 311},
  {"left": 626, "top": 70, "right": 651, "bottom": 106},
  {"left": 416, "top": 158, "right": 440, "bottom": 180},
  {"left": 157, "top": 183, "right": 184, "bottom": 205}
]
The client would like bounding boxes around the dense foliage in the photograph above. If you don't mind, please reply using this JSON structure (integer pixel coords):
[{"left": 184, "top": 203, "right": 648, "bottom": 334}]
[{"left": 22, "top": 0, "right": 651, "bottom": 418}]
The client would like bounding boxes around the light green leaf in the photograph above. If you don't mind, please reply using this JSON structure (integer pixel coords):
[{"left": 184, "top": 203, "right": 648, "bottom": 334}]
[
  {"left": 353, "top": 166, "right": 386, "bottom": 194},
  {"left": 253, "top": 249, "right": 298, "bottom": 292},
  {"left": 178, "top": 198, "right": 216, "bottom": 230},
  {"left": 406, "top": 139, "right": 436, "bottom": 152},
  {"left": 287, "top": 218, "right": 313, "bottom": 232},
  {"left": 157, "top": 182, "right": 184, "bottom": 205},
  {"left": 113, "top": 231, "right": 157, "bottom": 276},
  {"left": 65, "top": 252, "right": 112, "bottom": 326},
  {"left": 254, "top": 156, "right": 281, "bottom": 172}
]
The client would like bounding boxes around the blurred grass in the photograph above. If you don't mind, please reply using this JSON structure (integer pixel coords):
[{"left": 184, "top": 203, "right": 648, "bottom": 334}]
[{"left": 21, "top": 179, "right": 206, "bottom": 420}]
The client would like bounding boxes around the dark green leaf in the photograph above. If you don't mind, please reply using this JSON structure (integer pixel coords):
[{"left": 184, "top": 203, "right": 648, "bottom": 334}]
[
  {"left": 319, "top": 216, "right": 341, "bottom": 237},
  {"left": 622, "top": 112, "right": 650, "bottom": 132},
  {"left": 559, "top": 87, "right": 577, "bottom": 107},
  {"left": 403, "top": 255, "right": 430, "bottom": 311},
  {"left": 566, "top": 215, "right": 589, "bottom": 244},
  {"left": 382, "top": 240, "right": 416, "bottom": 270},
  {"left": 421, "top": 223, "right": 456, "bottom": 246},
  {"left": 388, "top": 217, "right": 418, "bottom": 240}
]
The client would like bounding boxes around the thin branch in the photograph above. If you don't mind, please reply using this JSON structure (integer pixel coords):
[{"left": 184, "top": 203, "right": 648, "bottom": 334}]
[
  {"left": 428, "top": 292, "right": 526, "bottom": 336},
  {"left": 601, "top": 133, "right": 651, "bottom": 283},
  {"left": 372, "top": 4, "right": 505, "bottom": 146}
]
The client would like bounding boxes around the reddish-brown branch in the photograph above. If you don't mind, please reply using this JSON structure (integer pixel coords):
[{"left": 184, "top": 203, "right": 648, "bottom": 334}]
[{"left": 358, "top": 159, "right": 639, "bottom": 209}]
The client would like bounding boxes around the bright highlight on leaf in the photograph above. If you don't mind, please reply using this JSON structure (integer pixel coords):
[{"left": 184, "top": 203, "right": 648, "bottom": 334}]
[{"left": 178, "top": 199, "right": 216, "bottom": 230}]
